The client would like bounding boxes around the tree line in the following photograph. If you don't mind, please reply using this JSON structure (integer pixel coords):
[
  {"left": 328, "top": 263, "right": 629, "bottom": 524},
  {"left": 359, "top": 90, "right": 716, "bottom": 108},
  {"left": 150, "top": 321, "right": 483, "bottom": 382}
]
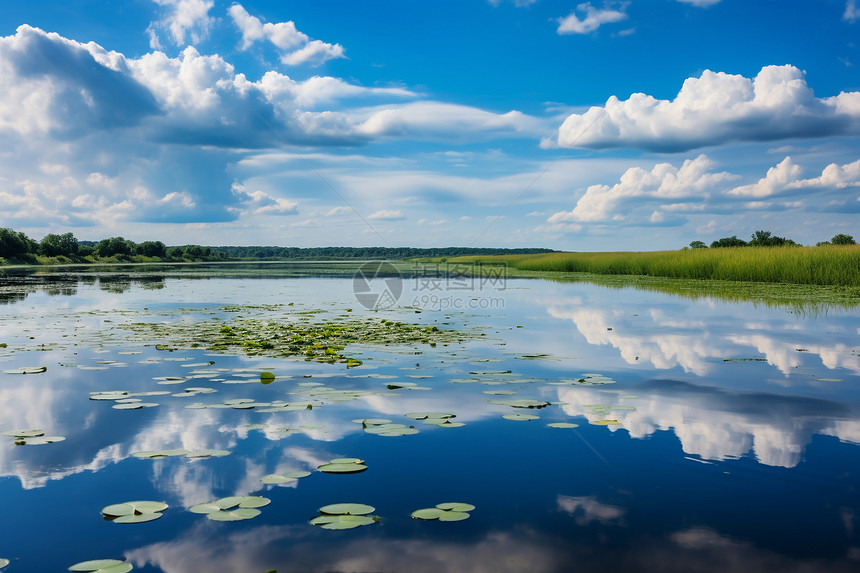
[
  {"left": 0, "top": 229, "right": 219, "bottom": 264},
  {"left": 689, "top": 230, "right": 856, "bottom": 249},
  {"left": 0, "top": 227, "right": 555, "bottom": 264}
]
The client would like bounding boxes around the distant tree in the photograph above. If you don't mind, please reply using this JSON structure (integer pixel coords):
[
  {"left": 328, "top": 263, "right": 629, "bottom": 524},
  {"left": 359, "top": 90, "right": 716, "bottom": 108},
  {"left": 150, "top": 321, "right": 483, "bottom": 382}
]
[
  {"left": 184, "top": 245, "right": 209, "bottom": 259},
  {"left": 39, "top": 232, "right": 79, "bottom": 257},
  {"left": 95, "top": 236, "right": 135, "bottom": 258},
  {"left": 136, "top": 240, "right": 167, "bottom": 258},
  {"left": 830, "top": 233, "right": 856, "bottom": 245},
  {"left": 710, "top": 236, "right": 747, "bottom": 248},
  {"left": 748, "top": 230, "right": 797, "bottom": 247},
  {"left": 689, "top": 241, "right": 707, "bottom": 249},
  {"left": 0, "top": 228, "right": 37, "bottom": 259},
  {"left": 167, "top": 246, "right": 184, "bottom": 258},
  {"left": 78, "top": 245, "right": 95, "bottom": 257}
]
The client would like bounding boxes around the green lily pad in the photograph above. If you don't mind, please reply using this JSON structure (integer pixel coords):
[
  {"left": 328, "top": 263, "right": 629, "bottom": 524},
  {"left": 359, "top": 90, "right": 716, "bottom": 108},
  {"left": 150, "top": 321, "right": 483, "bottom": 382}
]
[
  {"left": 185, "top": 449, "right": 231, "bottom": 458},
  {"left": 206, "top": 507, "right": 260, "bottom": 521},
  {"left": 3, "top": 429, "right": 45, "bottom": 438},
  {"left": 436, "top": 502, "right": 475, "bottom": 512},
  {"left": 319, "top": 503, "right": 375, "bottom": 515},
  {"left": 547, "top": 422, "right": 580, "bottom": 429},
  {"left": 3, "top": 366, "right": 47, "bottom": 374},
  {"left": 437, "top": 511, "right": 470, "bottom": 521},
  {"left": 15, "top": 435, "right": 65, "bottom": 445},
  {"left": 112, "top": 402, "right": 159, "bottom": 410},
  {"left": 102, "top": 500, "right": 168, "bottom": 518},
  {"left": 502, "top": 413, "right": 539, "bottom": 421},
  {"left": 131, "top": 449, "right": 188, "bottom": 459},
  {"left": 317, "top": 515, "right": 375, "bottom": 529},
  {"left": 318, "top": 458, "right": 368, "bottom": 474},
  {"left": 206, "top": 508, "right": 261, "bottom": 521},
  {"left": 113, "top": 512, "right": 163, "bottom": 524},
  {"left": 188, "top": 502, "right": 222, "bottom": 514},
  {"left": 489, "top": 399, "right": 550, "bottom": 409},
  {"left": 411, "top": 508, "right": 446, "bottom": 520},
  {"left": 68, "top": 559, "right": 132, "bottom": 572}
]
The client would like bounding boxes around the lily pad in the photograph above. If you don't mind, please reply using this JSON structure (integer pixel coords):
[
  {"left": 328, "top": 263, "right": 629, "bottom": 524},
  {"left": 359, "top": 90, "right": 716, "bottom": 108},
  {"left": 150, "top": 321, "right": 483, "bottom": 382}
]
[
  {"left": 2, "top": 429, "right": 45, "bottom": 438},
  {"left": 502, "top": 413, "right": 539, "bottom": 421},
  {"left": 3, "top": 366, "right": 47, "bottom": 374},
  {"left": 412, "top": 502, "right": 474, "bottom": 521},
  {"left": 319, "top": 503, "right": 375, "bottom": 515},
  {"left": 102, "top": 500, "right": 167, "bottom": 524},
  {"left": 411, "top": 508, "right": 446, "bottom": 520},
  {"left": 68, "top": 559, "right": 133, "bottom": 572},
  {"left": 15, "top": 435, "right": 65, "bottom": 445},
  {"left": 547, "top": 422, "right": 579, "bottom": 429},
  {"left": 206, "top": 508, "right": 261, "bottom": 521},
  {"left": 436, "top": 502, "right": 475, "bottom": 512},
  {"left": 0, "top": 559, "right": 9, "bottom": 569},
  {"left": 438, "top": 511, "right": 470, "bottom": 521},
  {"left": 318, "top": 458, "right": 368, "bottom": 474}
]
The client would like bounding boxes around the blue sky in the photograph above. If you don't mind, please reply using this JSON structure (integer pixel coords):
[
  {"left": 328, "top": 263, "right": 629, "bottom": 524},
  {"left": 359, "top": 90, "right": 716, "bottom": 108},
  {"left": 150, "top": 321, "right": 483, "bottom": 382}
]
[{"left": 1, "top": 0, "right": 859, "bottom": 250}]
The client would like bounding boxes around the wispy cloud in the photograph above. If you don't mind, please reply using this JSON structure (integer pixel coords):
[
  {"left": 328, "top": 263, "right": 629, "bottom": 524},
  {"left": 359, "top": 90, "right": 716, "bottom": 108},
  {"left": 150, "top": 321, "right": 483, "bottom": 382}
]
[{"left": 556, "top": 2, "right": 628, "bottom": 35}]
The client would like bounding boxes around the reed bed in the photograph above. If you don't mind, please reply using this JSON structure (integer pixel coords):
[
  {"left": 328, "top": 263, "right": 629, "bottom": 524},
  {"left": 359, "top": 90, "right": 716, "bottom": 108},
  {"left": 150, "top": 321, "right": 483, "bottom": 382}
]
[{"left": 452, "top": 245, "right": 860, "bottom": 287}]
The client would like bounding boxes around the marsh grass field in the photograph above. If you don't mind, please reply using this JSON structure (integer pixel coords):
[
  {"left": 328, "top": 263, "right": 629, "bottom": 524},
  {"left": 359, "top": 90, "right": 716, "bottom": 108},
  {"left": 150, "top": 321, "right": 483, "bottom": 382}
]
[{"left": 448, "top": 245, "right": 860, "bottom": 287}]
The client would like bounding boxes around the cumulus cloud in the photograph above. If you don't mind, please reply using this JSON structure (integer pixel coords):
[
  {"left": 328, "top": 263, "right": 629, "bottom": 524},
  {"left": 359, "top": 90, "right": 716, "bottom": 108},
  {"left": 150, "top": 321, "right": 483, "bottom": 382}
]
[
  {"left": 0, "top": 25, "right": 540, "bottom": 231},
  {"left": 228, "top": 4, "right": 307, "bottom": 50},
  {"left": 725, "top": 157, "right": 860, "bottom": 198},
  {"left": 280, "top": 39, "right": 345, "bottom": 66},
  {"left": 147, "top": 0, "right": 215, "bottom": 49},
  {"left": 556, "top": 2, "right": 628, "bottom": 35},
  {"left": 228, "top": 3, "right": 345, "bottom": 66},
  {"left": 557, "top": 65, "right": 860, "bottom": 151},
  {"left": 548, "top": 154, "right": 735, "bottom": 224}
]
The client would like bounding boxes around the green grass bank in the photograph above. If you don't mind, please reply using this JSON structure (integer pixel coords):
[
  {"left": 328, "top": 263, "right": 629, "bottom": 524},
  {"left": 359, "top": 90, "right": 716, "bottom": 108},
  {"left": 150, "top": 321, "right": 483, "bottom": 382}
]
[{"left": 446, "top": 245, "right": 860, "bottom": 287}]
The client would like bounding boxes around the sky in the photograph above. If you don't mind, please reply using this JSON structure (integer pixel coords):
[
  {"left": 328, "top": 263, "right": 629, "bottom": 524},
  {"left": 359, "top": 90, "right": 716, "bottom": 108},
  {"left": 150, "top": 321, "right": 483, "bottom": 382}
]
[{"left": 1, "top": 0, "right": 859, "bottom": 250}]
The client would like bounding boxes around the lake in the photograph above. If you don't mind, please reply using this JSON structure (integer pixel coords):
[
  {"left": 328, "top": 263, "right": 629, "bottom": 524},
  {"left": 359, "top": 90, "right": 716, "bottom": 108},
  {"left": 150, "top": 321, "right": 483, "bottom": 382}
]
[{"left": 0, "top": 263, "right": 858, "bottom": 572}]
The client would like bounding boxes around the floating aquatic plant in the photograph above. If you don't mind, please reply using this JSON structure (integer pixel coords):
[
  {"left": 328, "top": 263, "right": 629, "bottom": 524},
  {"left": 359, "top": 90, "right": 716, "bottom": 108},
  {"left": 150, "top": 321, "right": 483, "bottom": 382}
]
[
  {"left": 131, "top": 449, "right": 230, "bottom": 460},
  {"left": 260, "top": 469, "right": 312, "bottom": 485},
  {"left": 101, "top": 501, "right": 167, "bottom": 524},
  {"left": 189, "top": 496, "right": 270, "bottom": 521},
  {"left": 3, "top": 429, "right": 65, "bottom": 445},
  {"left": 311, "top": 503, "right": 379, "bottom": 530},
  {"left": 411, "top": 502, "right": 475, "bottom": 521},
  {"left": 68, "top": 559, "right": 132, "bottom": 572},
  {"left": 547, "top": 422, "right": 579, "bottom": 429},
  {"left": 317, "top": 458, "right": 368, "bottom": 474},
  {"left": 3, "top": 366, "right": 47, "bottom": 374}
]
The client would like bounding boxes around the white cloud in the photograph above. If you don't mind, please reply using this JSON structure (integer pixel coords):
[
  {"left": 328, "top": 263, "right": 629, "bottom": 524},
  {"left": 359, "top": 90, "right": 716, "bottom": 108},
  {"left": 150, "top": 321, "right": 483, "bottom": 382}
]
[
  {"left": 147, "top": 0, "right": 215, "bottom": 48},
  {"left": 548, "top": 154, "right": 735, "bottom": 223},
  {"left": 557, "top": 65, "right": 860, "bottom": 151},
  {"left": 228, "top": 4, "right": 308, "bottom": 50},
  {"left": 556, "top": 2, "right": 628, "bottom": 35},
  {"left": 676, "top": 0, "right": 721, "bottom": 7},
  {"left": 846, "top": 0, "right": 860, "bottom": 22},
  {"left": 228, "top": 4, "right": 344, "bottom": 67},
  {"left": 725, "top": 157, "right": 860, "bottom": 198},
  {"left": 281, "top": 39, "right": 346, "bottom": 67},
  {"left": 356, "top": 102, "right": 544, "bottom": 141},
  {"left": 367, "top": 209, "right": 406, "bottom": 221}
]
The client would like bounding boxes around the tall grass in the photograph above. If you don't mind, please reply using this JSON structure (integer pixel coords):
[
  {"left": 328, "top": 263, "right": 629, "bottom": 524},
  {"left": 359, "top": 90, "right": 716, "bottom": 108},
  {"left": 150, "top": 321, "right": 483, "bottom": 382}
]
[{"left": 452, "top": 245, "right": 860, "bottom": 287}]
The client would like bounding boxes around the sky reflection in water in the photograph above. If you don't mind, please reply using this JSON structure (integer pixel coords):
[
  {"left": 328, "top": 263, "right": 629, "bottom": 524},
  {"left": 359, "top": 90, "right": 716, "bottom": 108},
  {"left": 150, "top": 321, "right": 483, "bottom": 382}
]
[{"left": 0, "top": 272, "right": 858, "bottom": 572}]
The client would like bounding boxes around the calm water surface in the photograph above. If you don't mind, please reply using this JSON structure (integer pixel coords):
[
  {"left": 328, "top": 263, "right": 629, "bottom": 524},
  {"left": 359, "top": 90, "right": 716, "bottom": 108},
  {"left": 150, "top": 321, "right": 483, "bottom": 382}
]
[{"left": 0, "top": 268, "right": 858, "bottom": 572}]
